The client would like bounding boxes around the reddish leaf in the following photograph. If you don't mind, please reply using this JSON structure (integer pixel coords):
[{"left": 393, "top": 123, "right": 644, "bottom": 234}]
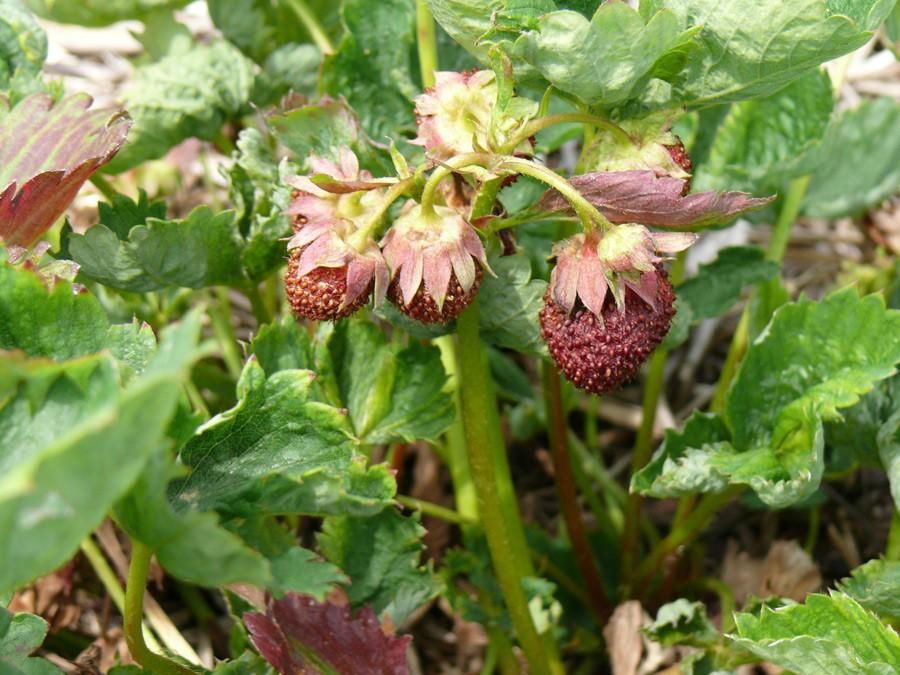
[
  {"left": 0, "top": 93, "right": 130, "bottom": 247},
  {"left": 245, "top": 594, "right": 411, "bottom": 675},
  {"left": 540, "top": 170, "right": 774, "bottom": 229}
]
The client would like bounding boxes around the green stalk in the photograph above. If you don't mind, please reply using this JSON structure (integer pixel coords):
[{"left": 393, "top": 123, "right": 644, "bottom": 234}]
[
  {"left": 209, "top": 288, "right": 243, "bottom": 380},
  {"left": 419, "top": 153, "right": 493, "bottom": 214},
  {"left": 503, "top": 112, "right": 634, "bottom": 153},
  {"left": 620, "top": 252, "right": 687, "bottom": 585},
  {"left": 415, "top": 0, "right": 438, "bottom": 89},
  {"left": 243, "top": 283, "right": 273, "bottom": 326},
  {"left": 542, "top": 362, "right": 611, "bottom": 625},
  {"left": 89, "top": 174, "right": 118, "bottom": 202},
  {"left": 284, "top": 0, "right": 334, "bottom": 55},
  {"left": 124, "top": 542, "right": 194, "bottom": 675},
  {"left": 397, "top": 495, "right": 475, "bottom": 525},
  {"left": 455, "top": 300, "right": 563, "bottom": 675},
  {"left": 887, "top": 511, "right": 900, "bottom": 561}
]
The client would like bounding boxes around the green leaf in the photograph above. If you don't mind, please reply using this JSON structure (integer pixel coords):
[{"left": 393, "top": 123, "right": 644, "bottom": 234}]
[
  {"left": 105, "top": 40, "right": 254, "bottom": 173},
  {"left": 635, "top": 289, "right": 900, "bottom": 507},
  {"left": 877, "top": 406, "right": 900, "bottom": 512},
  {"left": 0, "top": 314, "right": 202, "bottom": 594},
  {"left": 24, "top": 0, "right": 189, "bottom": 26},
  {"left": 696, "top": 70, "right": 834, "bottom": 194},
  {"left": 731, "top": 593, "right": 900, "bottom": 674},
  {"left": 0, "top": 0, "right": 47, "bottom": 104},
  {"left": 657, "top": 0, "right": 886, "bottom": 107},
  {"left": 171, "top": 359, "right": 395, "bottom": 518},
  {"left": 802, "top": 97, "right": 900, "bottom": 218},
  {"left": 838, "top": 558, "right": 900, "bottom": 618},
  {"left": 319, "top": 508, "right": 439, "bottom": 625},
  {"left": 0, "top": 608, "right": 60, "bottom": 674},
  {"left": 115, "top": 450, "right": 271, "bottom": 588},
  {"left": 478, "top": 251, "right": 548, "bottom": 356},
  {"left": 70, "top": 206, "right": 246, "bottom": 291},
  {"left": 825, "top": 373, "right": 900, "bottom": 469},
  {"left": 320, "top": 0, "right": 417, "bottom": 140},
  {"left": 677, "top": 247, "right": 779, "bottom": 320},
  {"left": 249, "top": 316, "right": 314, "bottom": 377},
  {"left": 252, "top": 43, "right": 321, "bottom": 107},
  {"left": 644, "top": 599, "right": 719, "bottom": 648},
  {"left": 314, "top": 320, "right": 455, "bottom": 445},
  {"left": 515, "top": 3, "right": 699, "bottom": 107}
]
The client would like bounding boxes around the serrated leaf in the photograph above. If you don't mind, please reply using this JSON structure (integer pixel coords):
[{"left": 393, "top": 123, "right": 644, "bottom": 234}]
[
  {"left": 245, "top": 594, "right": 411, "bottom": 675},
  {"left": 171, "top": 359, "right": 395, "bottom": 518},
  {"left": 635, "top": 289, "right": 900, "bottom": 507},
  {"left": 478, "top": 251, "right": 547, "bottom": 356},
  {"left": 319, "top": 508, "right": 438, "bottom": 625},
  {"left": 731, "top": 593, "right": 900, "bottom": 674},
  {"left": 540, "top": 170, "right": 773, "bottom": 230},
  {"left": 0, "top": 93, "right": 130, "bottom": 247},
  {"left": 115, "top": 450, "right": 271, "bottom": 588},
  {"left": 0, "top": 607, "right": 61, "bottom": 674},
  {"left": 105, "top": 40, "right": 253, "bottom": 173},
  {"left": 70, "top": 205, "right": 245, "bottom": 291},
  {"left": 0, "top": 314, "right": 202, "bottom": 594},
  {"left": 677, "top": 247, "right": 779, "bottom": 319},
  {"left": 320, "top": 0, "right": 417, "bottom": 140},
  {"left": 837, "top": 558, "right": 900, "bottom": 618},
  {"left": 644, "top": 599, "right": 719, "bottom": 648},
  {"left": 0, "top": 0, "right": 47, "bottom": 104},
  {"left": 825, "top": 373, "right": 900, "bottom": 469},
  {"left": 656, "top": 0, "right": 888, "bottom": 107},
  {"left": 249, "top": 316, "right": 314, "bottom": 377},
  {"left": 802, "top": 97, "right": 900, "bottom": 218},
  {"left": 696, "top": 70, "right": 834, "bottom": 194},
  {"left": 252, "top": 43, "right": 321, "bottom": 107},
  {"left": 515, "top": 3, "right": 699, "bottom": 107},
  {"left": 24, "top": 0, "right": 189, "bottom": 26}
]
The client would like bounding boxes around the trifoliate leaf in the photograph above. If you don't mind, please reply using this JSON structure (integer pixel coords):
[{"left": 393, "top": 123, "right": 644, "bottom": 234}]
[
  {"left": 515, "top": 3, "right": 699, "bottom": 107},
  {"left": 319, "top": 508, "right": 439, "bottom": 625},
  {"left": 0, "top": 313, "right": 202, "bottom": 594},
  {"left": 23, "top": 0, "right": 189, "bottom": 26},
  {"left": 0, "top": 94, "right": 130, "bottom": 247},
  {"left": 837, "top": 558, "right": 900, "bottom": 618},
  {"left": 0, "top": 607, "right": 61, "bottom": 675},
  {"left": 539, "top": 170, "right": 773, "bottom": 230},
  {"left": 654, "top": 0, "right": 890, "bottom": 107},
  {"left": 69, "top": 205, "right": 245, "bottom": 291},
  {"left": 802, "top": 97, "right": 900, "bottom": 218},
  {"left": 171, "top": 359, "right": 395, "bottom": 518},
  {"left": 677, "top": 247, "right": 779, "bottom": 320},
  {"left": 635, "top": 289, "right": 900, "bottom": 507},
  {"left": 644, "top": 599, "right": 719, "bottom": 648},
  {"left": 320, "top": 0, "right": 417, "bottom": 140},
  {"left": 730, "top": 593, "right": 900, "bottom": 674},
  {"left": 0, "top": 0, "right": 47, "bottom": 104},
  {"left": 105, "top": 40, "right": 253, "bottom": 172},
  {"left": 478, "top": 251, "right": 547, "bottom": 356},
  {"left": 696, "top": 70, "right": 835, "bottom": 194},
  {"left": 245, "top": 594, "right": 411, "bottom": 675}
]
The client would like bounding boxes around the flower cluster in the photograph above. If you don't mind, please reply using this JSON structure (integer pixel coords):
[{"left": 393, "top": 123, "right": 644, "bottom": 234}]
[{"left": 281, "top": 68, "right": 770, "bottom": 394}]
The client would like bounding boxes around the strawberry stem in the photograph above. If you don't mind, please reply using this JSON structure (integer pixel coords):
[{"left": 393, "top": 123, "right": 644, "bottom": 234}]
[
  {"left": 503, "top": 112, "right": 635, "bottom": 153},
  {"left": 349, "top": 178, "right": 415, "bottom": 249},
  {"left": 419, "top": 152, "right": 493, "bottom": 215}
]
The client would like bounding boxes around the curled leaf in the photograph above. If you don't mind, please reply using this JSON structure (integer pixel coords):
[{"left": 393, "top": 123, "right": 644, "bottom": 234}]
[
  {"left": 245, "top": 593, "right": 411, "bottom": 675},
  {"left": 540, "top": 170, "right": 773, "bottom": 229},
  {"left": 0, "top": 93, "right": 130, "bottom": 247}
]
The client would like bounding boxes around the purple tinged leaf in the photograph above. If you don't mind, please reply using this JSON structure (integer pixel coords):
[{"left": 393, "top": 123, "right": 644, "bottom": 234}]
[
  {"left": 0, "top": 93, "right": 131, "bottom": 247},
  {"left": 540, "top": 170, "right": 774, "bottom": 229},
  {"left": 245, "top": 593, "right": 411, "bottom": 675},
  {"left": 309, "top": 173, "right": 394, "bottom": 194}
]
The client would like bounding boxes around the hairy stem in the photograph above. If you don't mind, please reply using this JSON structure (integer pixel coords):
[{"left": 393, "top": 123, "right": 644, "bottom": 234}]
[
  {"left": 542, "top": 362, "right": 611, "bottom": 625},
  {"left": 125, "top": 542, "right": 195, "bottom": 675},
  {"left": 284, "top": 0, "right": 334, "bottom": 55},
  {"left": 504, "top": 112, "right": 634, "bottom": 153},
  {"left": 455, "top": 299, "right": 562, "bottom": 675},
  {"left": 397, "top": 495, "right": 475, "bottom": 526},
  {"left": 415, "top": 0, "right": 438, "bottom": 89},
  {"left": 419, "top": 153, "right": 493, "bottom": 214},
  {"left": 89, "top": 173, "right": 118, "bottom": 202}
]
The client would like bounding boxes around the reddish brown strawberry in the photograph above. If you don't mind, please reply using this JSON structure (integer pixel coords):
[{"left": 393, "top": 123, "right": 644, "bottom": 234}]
[
  {"left": 540, "top": 270, "right": 675, "bottom": 394},
  {"left": 665, "top": 138, "right": 693, "bottom": 194},
  {"left": 387, "top": 267, "right": 483, "bottom": 324},
  {"left": 285, "top": 247, "right": 375, "bottom": 321}
]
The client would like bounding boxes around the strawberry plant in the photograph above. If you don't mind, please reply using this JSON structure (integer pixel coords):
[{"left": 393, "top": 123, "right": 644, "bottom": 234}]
[{"left": 2, "top": 0, "right": 900, "bottom": 673}]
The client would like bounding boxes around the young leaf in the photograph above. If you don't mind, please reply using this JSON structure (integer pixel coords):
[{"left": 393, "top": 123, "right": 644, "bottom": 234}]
[
  {"left": 319, "top": 508, "right": 439, "bottom": 625},
  {"left": 0, "top": 0, "right": 48, "bottom": 104},
  {"left": 245, "top": 594, "right": 411, "bottom": 675},
  {"left": 171, "top": 359, "right": 395, "bottom": 517},
  {"left": 516, "top": 3, "right": 699, "bottom": 107},
  {"left": 677, "top": 247, "right": 779, "bottom": 320},
  {"left": 656, "top": 0, "right": 890, "bottom": 107},
  {"left": 69, "top": 206, "right": 246, "bottom": 291},
  {"left": 802, "top": 97, "right": 900, "bottom": 218},
  {"left": 731, "top": 593, "right": 900, "bottom": 674},
  {"left": 0, "top": 93, "right": 130, "bottom": 247},
  {"left": 644, "top": 599, "right": 719, "bottom": 648},
  {"left": 837, "top": 558, "right": 900, "bottom": 618},
  {"left": 0, "top": 607, "right": 61, "bottom": 674},
  {"left": 104, "top": 40, "right": 253, "bottom": 172},
  {"left": 0, "top": 314, "right": 202, "bottom": 594},
  {"left": 539, "top": 170, "right": 773, "bottom": 230},
  {"left": 478, "top": 251, "right": 548, "bottom": 356}
]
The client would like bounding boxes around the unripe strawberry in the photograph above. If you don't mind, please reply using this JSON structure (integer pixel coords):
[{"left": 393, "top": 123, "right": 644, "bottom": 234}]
[
  {"left": 381, "top": 202, "right": 489, "bottom": 324},
  {"left": 540, "top": 226, "right": 695, "bottom": 394}
]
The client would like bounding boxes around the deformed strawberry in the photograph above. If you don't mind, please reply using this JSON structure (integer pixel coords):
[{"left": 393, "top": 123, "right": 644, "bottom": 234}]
[
  {"left": 381, "top": 202, "right": 489, "bottom": 324},
  {"left": 540, "top": 226, "right": 695, "bottom": 394},
  {"left": 285, "top": 246, "right": 377, "bottom": 321}
]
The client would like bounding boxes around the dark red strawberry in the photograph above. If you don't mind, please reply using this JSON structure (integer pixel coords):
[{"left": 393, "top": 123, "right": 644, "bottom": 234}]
[
  {"left": 284, "top": 247, "right": 374, "bottom": 321},
  {"left": 387, "top": 266, "right": 483, "bottom": 324},
  {"left": 665, "top": 138, "right": 693, "bottom": 194}
]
